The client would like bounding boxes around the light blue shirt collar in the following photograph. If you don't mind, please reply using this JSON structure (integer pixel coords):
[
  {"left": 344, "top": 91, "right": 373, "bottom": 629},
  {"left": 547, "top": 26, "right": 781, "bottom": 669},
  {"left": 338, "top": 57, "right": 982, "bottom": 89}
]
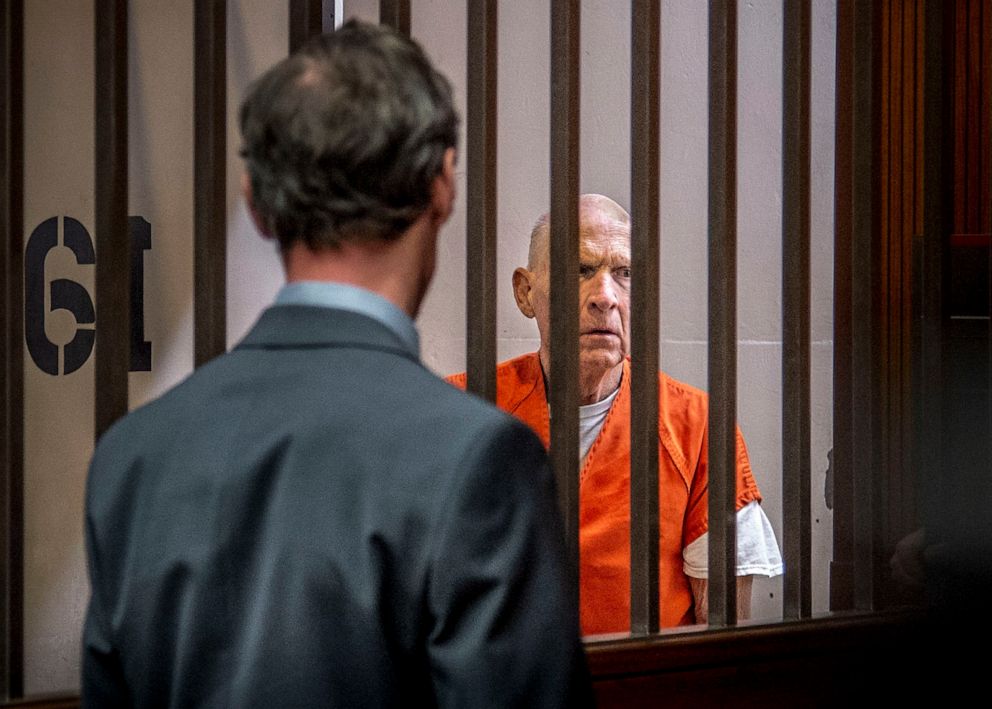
[{"left": 275, "top": 281, "right": 420, "bottom": 359}]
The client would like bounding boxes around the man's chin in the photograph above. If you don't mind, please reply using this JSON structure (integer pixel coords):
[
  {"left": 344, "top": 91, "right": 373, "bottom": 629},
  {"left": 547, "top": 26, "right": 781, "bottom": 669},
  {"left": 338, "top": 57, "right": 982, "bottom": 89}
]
[{"left": 578, "top": 350, "right": 624, "bottom": 378}]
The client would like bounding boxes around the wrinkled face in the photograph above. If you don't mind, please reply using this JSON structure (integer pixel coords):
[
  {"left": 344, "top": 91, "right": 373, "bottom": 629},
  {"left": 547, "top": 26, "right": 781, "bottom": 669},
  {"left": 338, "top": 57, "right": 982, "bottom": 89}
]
[{"left": 516, "top": 209, "right": 631, "bottom": 385}]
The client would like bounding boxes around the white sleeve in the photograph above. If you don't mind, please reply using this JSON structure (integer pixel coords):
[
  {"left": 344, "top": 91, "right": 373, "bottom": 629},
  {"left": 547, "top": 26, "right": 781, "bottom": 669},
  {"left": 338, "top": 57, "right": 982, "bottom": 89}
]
[{"left": 682, "top": 501, "right": 784, "bottom": 579}]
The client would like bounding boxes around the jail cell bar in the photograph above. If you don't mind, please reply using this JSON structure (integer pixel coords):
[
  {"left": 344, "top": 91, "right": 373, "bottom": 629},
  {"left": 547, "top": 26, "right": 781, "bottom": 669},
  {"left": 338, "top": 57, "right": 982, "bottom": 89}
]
[
  {"left": 1, "top": 0, "right": 24, "bottom": 699},
  {"left": 194, "top": 0, "right": 227, "bottom": 369}
]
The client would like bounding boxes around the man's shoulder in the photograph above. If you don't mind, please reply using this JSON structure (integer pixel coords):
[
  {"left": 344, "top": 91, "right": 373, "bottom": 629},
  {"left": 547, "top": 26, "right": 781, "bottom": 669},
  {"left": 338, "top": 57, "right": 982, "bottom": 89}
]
[
  {"left": 654, "top": 370, "right": 710, "bottom": 470},
  {"left": 445, "top": 351, "right": 541, "bottom": 390},
  {"left": 658, "top": 370, "right": 708, "bottom": 408}
]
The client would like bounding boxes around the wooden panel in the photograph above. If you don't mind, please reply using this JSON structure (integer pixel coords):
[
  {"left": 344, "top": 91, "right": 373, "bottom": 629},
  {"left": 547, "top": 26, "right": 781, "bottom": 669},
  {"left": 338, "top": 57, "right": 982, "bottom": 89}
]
[
  {"left": 194, "top": 0, "right": 226, "bottom": 367},
  {"left": 863, "top": 0, "right": 930, "bottom": 609},
  {"left": 706, "top": 0, "right": 738, "bottom": 627},
  {"left": 94, "top": 0, "right": 129, "bottom": 438},
  {"left": 0, "top": 614, "right": 929, "bottom": 708},
  {"left": 549, "top": 0, "right": 580, "bottom": 574},
  {"left": 589, "top": 612, "right": 924, "bottom": 708},
  {"left": 629, "top": 0, "right": 660, "bottom": 636},
  {"left": 465, "top": 0, "right": 498, "bottom": 403},
  {"left": 0, "top": 0, "right": 24, "bottom": 697}
]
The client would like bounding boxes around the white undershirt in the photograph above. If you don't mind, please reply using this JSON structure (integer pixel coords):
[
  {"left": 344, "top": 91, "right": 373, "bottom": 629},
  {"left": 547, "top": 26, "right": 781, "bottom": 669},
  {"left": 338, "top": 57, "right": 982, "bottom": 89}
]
[
  {"left": 577, "top": 387, "right": 784, "bottom": 579},
  {"left": 579, "top": 386, "right": 621, "bottom": 462}
]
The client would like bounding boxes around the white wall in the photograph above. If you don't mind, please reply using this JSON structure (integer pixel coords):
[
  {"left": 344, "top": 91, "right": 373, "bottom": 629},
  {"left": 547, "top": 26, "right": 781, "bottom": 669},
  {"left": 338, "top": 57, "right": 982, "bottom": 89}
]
[{"left": 21, "top": 0, "right": 836, "bottom": 693}]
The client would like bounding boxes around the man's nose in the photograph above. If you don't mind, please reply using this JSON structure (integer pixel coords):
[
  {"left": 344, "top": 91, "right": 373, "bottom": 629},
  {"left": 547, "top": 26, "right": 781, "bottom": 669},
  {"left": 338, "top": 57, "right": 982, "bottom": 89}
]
[{"left": 585, "top": 271, "right": 619, "bottom": 311}]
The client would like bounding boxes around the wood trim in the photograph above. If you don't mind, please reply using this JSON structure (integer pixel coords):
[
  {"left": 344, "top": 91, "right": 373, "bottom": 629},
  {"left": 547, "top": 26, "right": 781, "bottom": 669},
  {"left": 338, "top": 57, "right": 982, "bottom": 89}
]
[
  {"left": 0, "top": 695, "right": 77, "bottom": 709},
  {"left": 588, "top": 611, "right": 924, "bottom": 707},
  {"left": 0, "top": 613, "right": 927, "bottom": 709}
]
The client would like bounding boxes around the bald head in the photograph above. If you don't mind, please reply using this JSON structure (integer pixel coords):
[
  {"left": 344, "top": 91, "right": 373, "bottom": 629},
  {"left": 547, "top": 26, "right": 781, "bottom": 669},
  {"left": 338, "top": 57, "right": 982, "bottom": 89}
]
[
  {"left": 526, "top": 194, "right": 630, "bottom": 270},
  {"left": 513, "top": 193, "right": 633, "bottom": 404}
]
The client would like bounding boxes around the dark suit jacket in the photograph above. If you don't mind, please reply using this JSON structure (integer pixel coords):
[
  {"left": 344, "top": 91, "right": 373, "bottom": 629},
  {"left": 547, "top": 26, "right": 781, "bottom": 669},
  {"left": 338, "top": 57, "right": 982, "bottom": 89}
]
[{"left": 82, "top": 304, "right": 590, "bottom": 708}]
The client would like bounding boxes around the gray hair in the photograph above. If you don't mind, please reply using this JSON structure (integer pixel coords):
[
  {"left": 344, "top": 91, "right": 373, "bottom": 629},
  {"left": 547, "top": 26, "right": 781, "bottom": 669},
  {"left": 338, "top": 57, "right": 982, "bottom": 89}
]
[{"left": 238, "top": 20, "right": 459, "bottom": 250}]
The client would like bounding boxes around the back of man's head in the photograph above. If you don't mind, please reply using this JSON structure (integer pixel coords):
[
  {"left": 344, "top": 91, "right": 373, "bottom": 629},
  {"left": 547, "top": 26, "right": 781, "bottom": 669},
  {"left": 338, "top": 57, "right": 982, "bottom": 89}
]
[{"left": 239, "top": 20, "right": 459, "bottom": 251}]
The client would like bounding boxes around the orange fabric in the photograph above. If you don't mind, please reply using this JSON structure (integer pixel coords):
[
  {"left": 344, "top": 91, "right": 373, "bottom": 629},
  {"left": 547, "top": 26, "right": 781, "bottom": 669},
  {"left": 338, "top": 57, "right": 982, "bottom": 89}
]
[{"left": 447, "top": 353, "right": 761, "bottom": 635}]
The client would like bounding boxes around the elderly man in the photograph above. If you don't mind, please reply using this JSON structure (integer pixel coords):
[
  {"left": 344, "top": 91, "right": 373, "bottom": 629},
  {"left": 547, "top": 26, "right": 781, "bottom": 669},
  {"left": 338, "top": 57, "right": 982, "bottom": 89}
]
[
  {"left": 450, "top": 194, "right": 782, "bottom": 636},
  {"left": 82, "top": 21, "right": 590, "bottom": 707}
]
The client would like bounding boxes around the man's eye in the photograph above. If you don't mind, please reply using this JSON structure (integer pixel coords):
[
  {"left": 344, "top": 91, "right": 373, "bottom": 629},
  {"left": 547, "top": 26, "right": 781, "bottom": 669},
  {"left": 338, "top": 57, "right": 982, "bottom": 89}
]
[
  {"left": 617, "top": 267, "right": 631, "bottom": 279},
  {"left": 579, "top": 266, "right": 595, "bottom": 278}
]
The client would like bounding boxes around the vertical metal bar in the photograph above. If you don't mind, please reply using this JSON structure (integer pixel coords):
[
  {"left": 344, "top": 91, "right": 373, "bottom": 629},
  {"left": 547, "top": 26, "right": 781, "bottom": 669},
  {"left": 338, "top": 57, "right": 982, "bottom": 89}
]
[
  {"left": 379, "top": 0, "right": 410, "bottom": 36},
  {"left": 782, "top": 0, "right": 812, "bottom": 621},
  {"left": 629, "top": 0, "right": 661, "bottom": 636},
  {"left": 290, "top": 0, "right": 324, "bottom": 53},
  {"left": 465, "top": 0, "right": 498, "bottom": 403},
  {"left": 0, "top": 0, "right": 24, "bottom": 697},
  {"left": 916, "top": 0, "right": 945, "bottom": 558},
  {"left": 831, "top": 0, "right": 856, "bottom": 612},
  {"left": 549, "top": 0, "right": 581, "bottom": 574},
  {"left": 984, "top": 1, "right": 992, "bottom": 479},
  {"left": 94, "top": 0, "right": 130, "bottom": 438},
  {"left": 707, "top": 0, "right": 738, "bottom": 627},
  {"left": 851, "top": 0, "right": 876, "bottom": 611},
  {"left": 194, "top": 0, "right": 227, "bottom": 367}
]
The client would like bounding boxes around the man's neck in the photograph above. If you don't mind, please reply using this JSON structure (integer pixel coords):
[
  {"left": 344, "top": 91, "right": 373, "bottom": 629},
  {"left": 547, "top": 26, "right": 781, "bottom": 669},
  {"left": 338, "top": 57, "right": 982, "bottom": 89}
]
[
  {"left": 538, "top": 351, "right": 623, "bottom": 406},
  {"left": 281, "top": 219, "right": 434, "bottom": 318}
]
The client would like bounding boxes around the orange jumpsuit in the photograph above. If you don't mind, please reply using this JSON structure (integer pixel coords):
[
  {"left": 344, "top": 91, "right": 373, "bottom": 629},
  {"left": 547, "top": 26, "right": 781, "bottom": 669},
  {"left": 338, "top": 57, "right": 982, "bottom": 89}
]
[{"left": 448, "top": 353, "right": 761, "bottom": 635}]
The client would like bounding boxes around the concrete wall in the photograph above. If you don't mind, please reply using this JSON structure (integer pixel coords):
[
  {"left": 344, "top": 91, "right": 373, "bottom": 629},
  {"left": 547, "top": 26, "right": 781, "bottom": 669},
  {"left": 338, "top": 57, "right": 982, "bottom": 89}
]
[{"left": 20, "top": 0, "right": 836, "bottom": 693}]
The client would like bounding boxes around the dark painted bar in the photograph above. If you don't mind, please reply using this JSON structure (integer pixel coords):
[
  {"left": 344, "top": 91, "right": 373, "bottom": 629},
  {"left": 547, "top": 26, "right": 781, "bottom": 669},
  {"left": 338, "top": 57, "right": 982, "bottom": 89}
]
[
  {"left": 781, "top": 0, "right": 812, "bottom": 621},
  {"left": 706, "top": 0, "right": 738, "bottom": 628},
  {"left": 194, "top": 0, "right": 227, "bottom": 368},
  {"left": 465, "top": 0, "right": 498, "bottom": 403},
  {"left": 549, "top": 0, "right": 581, "bottom": 573},
  {"left": 831, "top": 0, "right": 855, "bottom": 613},
  {"left": 94, "top": 0, "right": 130, "bottom": 438},
  {"left": 851, "top": 0, "right": 876, "bottom": 611},
  {"left": 379, "top": 0, "right": 410, "bottom": 36},
  {"left": 290, "top": 0, "right": 324, "bottom": 53},
  {"left": 915, "top": 0, "right": 946, "bottom": 596},
  {"left": 629, "top": 0, "right": 661, "bottom": 637},
  {"left": 0, "top": 0, "right": 24, "bottom": 697}
]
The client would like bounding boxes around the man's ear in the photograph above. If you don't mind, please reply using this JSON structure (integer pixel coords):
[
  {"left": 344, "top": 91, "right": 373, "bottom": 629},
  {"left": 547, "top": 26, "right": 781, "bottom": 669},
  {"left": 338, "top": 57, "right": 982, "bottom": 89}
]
[
  {"left": 241, "top": 171, "right": 274, "bottom": 239},
  {"left": 512, "top": 267, "right": 536, "bottom": 318},
  {"left": 430, "top": 147, "right": 457, "bottom": 225}
]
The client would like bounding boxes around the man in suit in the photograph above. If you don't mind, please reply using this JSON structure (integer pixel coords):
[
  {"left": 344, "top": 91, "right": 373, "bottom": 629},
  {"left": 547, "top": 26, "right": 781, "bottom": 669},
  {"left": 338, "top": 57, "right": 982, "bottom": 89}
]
[{"left": 82, "top": 20, "right": 590, "bottom": 707}]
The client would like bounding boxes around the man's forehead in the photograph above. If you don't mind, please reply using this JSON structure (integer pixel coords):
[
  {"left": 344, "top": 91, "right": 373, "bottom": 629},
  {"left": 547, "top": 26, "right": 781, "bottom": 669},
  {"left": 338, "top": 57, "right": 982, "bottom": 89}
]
[
  {"left": 529, "top": 195, "right": 631, "bottom": 268},
  {"left": 579, "top": 218, "right": 630, "bottom": 261}
]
